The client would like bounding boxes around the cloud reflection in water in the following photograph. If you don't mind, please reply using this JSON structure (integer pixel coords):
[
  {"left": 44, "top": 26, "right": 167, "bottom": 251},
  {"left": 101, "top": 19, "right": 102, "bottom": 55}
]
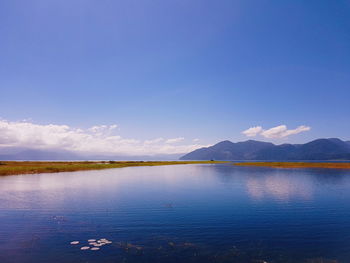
[{"left": 246, "top": 174, "right": 313, "bottom": 202}]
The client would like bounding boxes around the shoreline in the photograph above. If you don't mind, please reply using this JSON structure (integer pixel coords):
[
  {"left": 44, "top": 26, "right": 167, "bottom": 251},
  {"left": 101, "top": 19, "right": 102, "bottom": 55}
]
[
  {"left": 0, "top": 161, "right": 227, "bottom": 176},
  {"left": 234, "top": 162, "right": 350, "bottom": 169}
]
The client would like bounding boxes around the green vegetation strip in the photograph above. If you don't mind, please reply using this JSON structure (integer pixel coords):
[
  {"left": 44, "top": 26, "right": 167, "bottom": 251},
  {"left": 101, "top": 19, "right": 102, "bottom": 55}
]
[
  {"left": 0, "top": 161, "right": 227, "bottom": 176},
  {"left": 234, "top": 162, "right": 350, "bottom": 169}
]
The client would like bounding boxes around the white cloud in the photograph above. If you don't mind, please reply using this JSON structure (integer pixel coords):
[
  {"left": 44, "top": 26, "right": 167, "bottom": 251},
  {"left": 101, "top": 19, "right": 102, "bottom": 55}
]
[
  {"left": 88, "top": 124, "right": 117, "bottom": 134},
  {"left": 144, "top": 138, "right": 164, "bottom": 145},
  {"left": 261, "top": 125, "right": 310, "bottom": 139},
  {"left": 0, "top": 120, "right": 207, "bottom": 155},
  {"left": 242, "top": 125, "right": 311, "bottom": 139},
  {"left": 165, "top": 137, "right": 185, "bottom": 144},
  {"left": 193, "top": 138, "right": 200, "bottom": 142},
  {"left": 242, "top": 126, "right": 263, "bottom": 137}
]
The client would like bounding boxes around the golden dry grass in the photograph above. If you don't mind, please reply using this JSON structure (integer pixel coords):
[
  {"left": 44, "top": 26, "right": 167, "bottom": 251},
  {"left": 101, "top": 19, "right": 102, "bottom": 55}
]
[
  {"left": 234, "top": 162, "right": 350, "bottom": 169},
  {"left": 0, "top": 160, "right": 227, "bottom": 176}
]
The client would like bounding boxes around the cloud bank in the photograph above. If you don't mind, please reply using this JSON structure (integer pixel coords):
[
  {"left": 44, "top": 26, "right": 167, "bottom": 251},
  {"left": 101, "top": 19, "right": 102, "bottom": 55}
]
[
  {"left": 0, "top": 119, "right": 207, "bottom": 156},
  {"left": 242, "top": 125, "right": 311, "bottom": 139}
]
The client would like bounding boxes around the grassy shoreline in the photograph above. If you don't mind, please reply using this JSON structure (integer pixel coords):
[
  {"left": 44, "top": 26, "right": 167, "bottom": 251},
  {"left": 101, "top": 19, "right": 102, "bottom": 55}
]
[
  {"left": 234, "top": 162, "right": 350, "bottom": 169},
  {"left": 0, "top": 161, "right": 227, "bottom": 176}
]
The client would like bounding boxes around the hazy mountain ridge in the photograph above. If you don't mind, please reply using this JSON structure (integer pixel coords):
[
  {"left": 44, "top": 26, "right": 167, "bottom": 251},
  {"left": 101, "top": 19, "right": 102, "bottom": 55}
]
[
  {"left": 180, "top": 138, "right": 350, "bottom": 160},
  {"left": 0, "top": 148, "right": 183, "bottom": 161}
]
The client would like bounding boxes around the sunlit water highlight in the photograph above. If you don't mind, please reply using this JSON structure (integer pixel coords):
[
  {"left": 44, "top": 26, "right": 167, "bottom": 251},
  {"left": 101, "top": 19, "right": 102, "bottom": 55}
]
[{"left": 0, "top": 164, "right": 350, "bottom": 263}]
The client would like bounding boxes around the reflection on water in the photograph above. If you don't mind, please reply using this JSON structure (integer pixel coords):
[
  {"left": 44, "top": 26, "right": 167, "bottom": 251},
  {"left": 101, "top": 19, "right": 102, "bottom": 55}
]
[
  {"left": 246, "top": 175, "right": 313, "bottom": 201},
  {"left": 1, "top": 164, "right": 350, "bottom": 263}
]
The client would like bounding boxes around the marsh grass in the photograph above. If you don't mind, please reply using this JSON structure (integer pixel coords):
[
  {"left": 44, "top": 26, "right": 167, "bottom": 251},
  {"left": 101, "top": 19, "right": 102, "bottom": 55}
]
[
  {"left": 234, "top": 162, "right": 350, "bottom": 169},
  {"left": 0, "top": 161, "right": 227, "bottom": 176}
]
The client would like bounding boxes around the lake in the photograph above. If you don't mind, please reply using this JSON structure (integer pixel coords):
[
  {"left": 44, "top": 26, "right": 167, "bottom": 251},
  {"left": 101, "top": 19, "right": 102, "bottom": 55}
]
[{"left": 1, "top": 163, "right": 350, "bottom": 263}]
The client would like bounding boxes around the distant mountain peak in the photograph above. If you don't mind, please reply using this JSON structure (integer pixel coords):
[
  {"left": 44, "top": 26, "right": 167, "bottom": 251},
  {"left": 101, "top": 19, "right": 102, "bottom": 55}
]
[{"left": 213, "top": 140, "right": 234, "bottom": 146}]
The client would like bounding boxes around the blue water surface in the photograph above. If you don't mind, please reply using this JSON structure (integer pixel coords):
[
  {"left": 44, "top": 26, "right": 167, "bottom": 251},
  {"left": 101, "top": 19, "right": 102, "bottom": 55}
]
[{"left": 0, "top": 163, "right": 350, "bottom": 263}]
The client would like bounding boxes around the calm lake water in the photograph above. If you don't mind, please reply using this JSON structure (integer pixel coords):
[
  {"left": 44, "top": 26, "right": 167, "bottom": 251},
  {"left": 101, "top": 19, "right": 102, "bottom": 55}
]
[{"left": 1, "top": 163, "right": 350, "bottom": 263}]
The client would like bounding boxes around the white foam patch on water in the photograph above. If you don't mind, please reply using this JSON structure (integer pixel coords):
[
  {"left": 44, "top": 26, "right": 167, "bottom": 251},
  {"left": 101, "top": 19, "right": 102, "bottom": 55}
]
[
  {"left": 94, "top": 243, "right": 103, "bottom": 247},
  {"left": 73, "top": 238, "right": 112, "bottom": 251},
  {"left": 80, "top": 246, "right": 90, "bottom": 250}
]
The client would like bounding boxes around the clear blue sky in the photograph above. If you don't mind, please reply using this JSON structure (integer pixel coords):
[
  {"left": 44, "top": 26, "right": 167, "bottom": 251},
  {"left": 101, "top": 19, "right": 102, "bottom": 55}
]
[{"left": 1, "top": 0, "right": 350, "bottom": 147}]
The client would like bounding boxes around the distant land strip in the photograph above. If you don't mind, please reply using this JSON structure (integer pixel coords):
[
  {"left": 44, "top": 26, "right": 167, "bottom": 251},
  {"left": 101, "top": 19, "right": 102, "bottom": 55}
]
[
  {"left": 234, "top": 162, "right": 350, "bottom": 169},
  {"left": 0, "top": 161, "right": 227, "bottom": 176}
]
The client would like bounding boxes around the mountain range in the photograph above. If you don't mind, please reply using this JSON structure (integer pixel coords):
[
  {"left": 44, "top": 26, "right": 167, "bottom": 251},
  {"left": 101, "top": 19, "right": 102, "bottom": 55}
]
[
  {"left": 180, "top": 138, "right": 350, "bottom": 160},
  {"left": 0, "top": 147, "right": 182, "bottom": 161}
]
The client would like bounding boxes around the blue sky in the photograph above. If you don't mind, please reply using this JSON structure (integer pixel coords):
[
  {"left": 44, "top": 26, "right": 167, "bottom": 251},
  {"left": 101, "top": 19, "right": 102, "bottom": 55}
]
[{"left": 0, "top": 0, "right": 349, "bottom": 154}]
